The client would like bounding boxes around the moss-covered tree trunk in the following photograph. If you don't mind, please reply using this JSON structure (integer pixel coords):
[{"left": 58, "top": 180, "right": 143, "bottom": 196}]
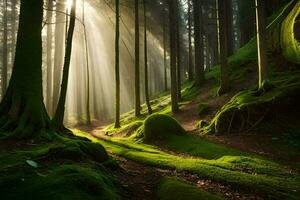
[
  {"left": 217, "top": 0, "right": 230, "bottom": 95},
  {"left": 255, "top": 0, "right": 268, "bottom": 89},
  {"left": 143, "top": 0, "right": 152, "bottom": 115},
  {"left": 114, "top": 0, "right": 121, "bottom": 128},
  {"left": 135, "top": 0, "right": 141, "bottom": 117},
  {"left": 193, "top": 0, "right": 204, "bottom": 86},
  {"left": 52, "top": 0, "right": 77, "bottom": 132},
  {"left": 0, "top": 0, "right": 52, "bottom": 139},
  {"left": 169, "top": 0, "right": 179, "bottom": 113}
]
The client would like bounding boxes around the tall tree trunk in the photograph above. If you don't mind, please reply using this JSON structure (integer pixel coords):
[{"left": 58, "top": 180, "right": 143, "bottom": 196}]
[
  {"left": 193, "top": 0, "right": 204, "bottom": 86},
  {"left": 46, "top": 0, "right": 53, "bottom": 116},
  {"left": 134, "top": 0, "right": 141, "bottom": 117},
  {"left": 226, "top": 0, "right": 234, "bottom": 56},
  {"left": 52, "top": 0, "right": 77, "bottom": 131},
  {"left": 82, "top": 0, "right": 91, "bottom": 125},
  {"left": 176, "top": 0, "right": 181, "bottom": 101},
  {"left": 52, "top": 0, "right": 66, "bottom": 113},
  {"left": 169, "top": 0, "right": 179, "bottom": 113},
  {"left": 188, "top": 0, "right": 194, "bottom": 81},
  {"left": 0, "top": 0, "right": 52, "bottom": 139},
  {"left": 255, "top": 0, "right": 268, "bottom": 89},
  {"left": 143, "top": 0, "right": 152, "bottom": 115},
  {"left": 10, "top": 0, "right": 17, "bottom": 71},
  {"left": 217, "top": 0, "right": 230, "bottom": 95},
  {"left": 114, "top": 0, "right": 121, "bottom": 128},
  {"left": 163, "top": 10, "right": 168, "bottom": 91},
  {"left": 2, "top": 0, "right": 8, "bottom": 98}
]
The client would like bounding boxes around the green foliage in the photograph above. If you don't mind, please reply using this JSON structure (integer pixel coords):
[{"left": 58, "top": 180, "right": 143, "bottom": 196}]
[
  {"left": 158, "top": 177, "right": 223, "bottom": 200},
  {"left": 133, "top": 114, "right": 185, "bottom": 142}
]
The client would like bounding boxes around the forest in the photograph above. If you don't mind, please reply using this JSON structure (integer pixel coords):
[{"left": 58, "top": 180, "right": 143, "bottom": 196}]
[{"left": 0, "top": 0, "right": 300, "bottom": 199}]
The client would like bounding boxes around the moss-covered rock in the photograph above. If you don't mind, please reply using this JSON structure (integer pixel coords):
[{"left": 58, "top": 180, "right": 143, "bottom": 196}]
[{"left": 135, "top": 114, "right": 185, "bottom": 141}]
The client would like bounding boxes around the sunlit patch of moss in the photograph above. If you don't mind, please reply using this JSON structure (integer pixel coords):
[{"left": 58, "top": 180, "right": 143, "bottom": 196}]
[
  {"left": 73, "top": 130, "right": 300, "bottom": 199},
  {"left": 158, "top": 177, "right": 224, "bottom": 200},
  {"left": 132, "top": 114, "right": 185, "bottom": 142}
]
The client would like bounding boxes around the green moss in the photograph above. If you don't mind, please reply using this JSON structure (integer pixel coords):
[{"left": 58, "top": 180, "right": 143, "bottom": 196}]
[
  {"left": 73, "top": 130, "right": 300, "bottom": 199},
  {"left": 133, "top": 114, "right": 186, "bottom": 142},
  {"left": 158, "top": 177, "right": 223, "bottom": 200},
  {"left": 0, "top": 164, "right": 119, "bottom": 200}
]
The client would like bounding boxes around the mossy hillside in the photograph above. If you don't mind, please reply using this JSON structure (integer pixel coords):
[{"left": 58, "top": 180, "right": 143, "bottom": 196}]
[
  {"left": 0, "top": 138, "right": 120, "bottom": 200},
  {"left": 197, "top": 103, "right": 210, "bottom": 116},
  {"left": 105, "top": 82, "right": 200, "bottom": 136},
  {"left": 203, "top": 70, "right": 300, "bottom": 134},
  {"left": 73, "top": 130, "right": 300, "bottom": 199},
  {"left": 133, "top": 114, "right": 186, "bottom": 142},
  {"left": 158, "top": 177, "right": 224, "bottom": 200}
]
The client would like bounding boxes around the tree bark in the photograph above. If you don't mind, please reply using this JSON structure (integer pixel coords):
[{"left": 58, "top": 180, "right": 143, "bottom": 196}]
[
  {"left": 114, "top": 0, "right": 121, "bottom": 128},
  {"left": 163, "top": 9, "right": 168, "bottom": 91},
  {"left": 52, "top": 0, "right": 77, "bottom": 132},
  {"left": 0, "top": 0, "right": 52, "bottom": 139},
  {"left": 217, "top": 0, "right": 230, "bottom": 95},
  {"left": 188, "top": 0, "right": 194, "bottom": 81},
  {"left": 135, "top": 0, "right": 141, "bottom": 117},
  {"left": 143, "top": 0, "right": 152, "bottom": 115},
  {"left": 46, "top": 0, "right": 53, "bottom": 116},
  {"left": 2, "top": 0, "right": 8, "bottom": 98},
  {"left": 176, "top": 0, "right": 181, "bottom": 101},
  {"left": 169, "top": 0, "right": 179, "bottom": 113},
  {"left": 193, "top": 0, "right": 204, "bottom": 86},
  {"left": 255, "top": 0, "right": 268, "bottom": 89},
  {"left": 52, "top": 0, "right": 66, "bottom": 113}
]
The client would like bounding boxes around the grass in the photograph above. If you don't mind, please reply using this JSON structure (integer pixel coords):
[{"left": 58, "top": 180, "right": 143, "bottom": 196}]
[
  {"left": 158, "top": 177, "right": 224, "bottom": 200},
  {"left": 73, "top": 129, "right": 300, "bottom": 200}
]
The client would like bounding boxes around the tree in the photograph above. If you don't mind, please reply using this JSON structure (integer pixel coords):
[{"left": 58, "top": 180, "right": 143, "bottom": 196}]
[
  {"left": 255, "top": 0, "right": 268, "bottom": 89},
  {"left": 176, "top": 0, "right": 181, "bottom": 101},
  {"left": 226, "top": 0, "right": 234, "bottom": 56},
  {"left": 163, "top": 6, "right": 168, "bottom": 91},
  {"left": 143, "top": 0, "right": 153, "bottom": 115},
  {"left": 217, "top": 0, "right": 230, "bottom": 95},
  {"left": 169, "top": 0, "right": 179, "bottom": 113},
  {"left": 46, "top": 0, "right": 54, "bottom": 115},
  {"left": 52, "top": 0, "right": 77, "bottom": 132},
  {"left": 0, "top": 0, "right": 52, "bottom": 139},
  {"left": 193, "top": 0, "right": 204, "bottom": 86},
  {"left": 135, "top": 0, "right": 141, "bottom": 117},
  {"left": 53, "top": 0, "right": 66, "bottom": 113},
  {"left": 114, "top": 0, "right": 121, "bottom": 128},
  {"left": 2, "top": 0, "right": 8, "bottom": 97},
  {"left": 187, "top": 0, "right": 194, "bottom": 81}
]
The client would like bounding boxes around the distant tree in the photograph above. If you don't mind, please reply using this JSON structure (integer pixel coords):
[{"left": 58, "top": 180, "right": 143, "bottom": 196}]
[
  {"left": 0, "top": 0, "right": 51, "bottom": 139},
  {"left": 176, "top": 0, "right": 181, "bottom": 101},
  {"left": 143, "top": 0, "right": 153, "bottom": 115},
  {"left": 135, "top": 0, "right": 141, "bottom": 117},
  {"left": 114, "top": 0, "right": 121, "bottom": 128},
  {"left": 238, "top": 0, "right": 255, "bottom": 46},
  {"left": 193, "top": 0, "right": 204, "bottom": 86},
  {"left": 255, "top": 0, "right": 268, "bottom": 89},
  {"left": 53, "top": 0, "right": 66, "bottom": 113},
  {"left": 52, "top": 0, "right": 77, "bottom": 132},
  {"left": 169, "top": 0, "right": 179, "bottom": 112},
  {"left": 217, "top": 0, "right": 230, "bottom": 95},
  {"left": 2, "top": 0, "right": 8, "bottom": 97},
  {"left": 46, "top": 0, "right": 53, "bottom": 115},
  {"left": 187, "top": 0, "right": 194, "bottom": 81},
  {"left": 226, "top": 0, "right": 234, "bottom": 56},
  {"left": 163, "top": 6, "right": 168, "bottom": 91}
]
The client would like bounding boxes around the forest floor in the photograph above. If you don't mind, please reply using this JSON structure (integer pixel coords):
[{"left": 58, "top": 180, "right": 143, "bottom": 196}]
[{"left": 74, "top": 80, "right": 300, "bottom": 199}]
